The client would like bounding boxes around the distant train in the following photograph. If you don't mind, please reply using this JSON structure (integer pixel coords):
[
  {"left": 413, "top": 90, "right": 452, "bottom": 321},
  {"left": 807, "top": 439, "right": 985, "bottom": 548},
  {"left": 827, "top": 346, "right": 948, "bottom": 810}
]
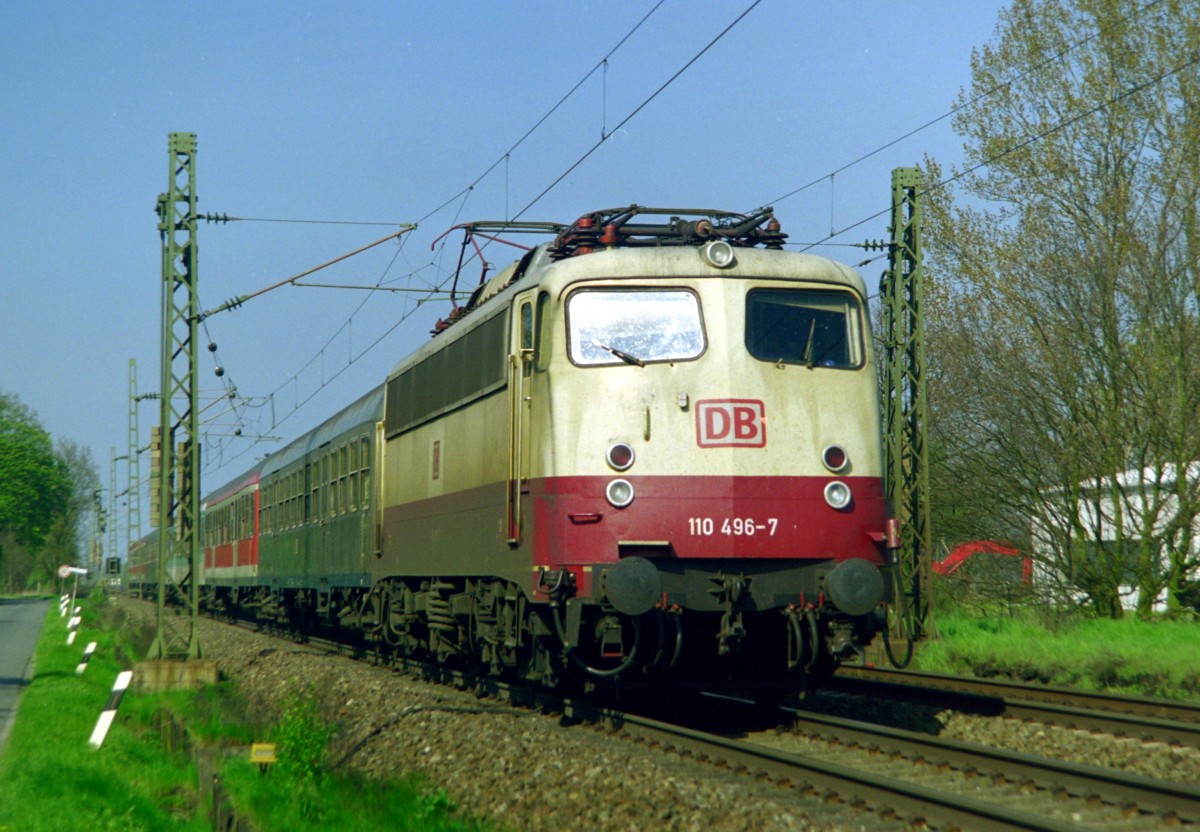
[{"left": 130, "top": 205, "right": 896, "bottom": 699}]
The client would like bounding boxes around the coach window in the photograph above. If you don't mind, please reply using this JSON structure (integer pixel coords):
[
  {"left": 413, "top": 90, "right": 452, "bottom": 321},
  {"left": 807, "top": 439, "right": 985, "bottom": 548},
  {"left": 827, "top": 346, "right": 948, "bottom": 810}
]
[
  {"left": 744, "top": 289, "right": 862, "bottom": 369},
  {"left": 304, "top": 464, "right": 313, "bottom": 523},
  {"left": 339, "top": 445, "right": 349, "bottom": 516},
  {"left": 329, "top": 451, "right": 338, "bottom": 517},
  {"left": 324, "top": 452, "right": 333, "bottom": 519},
  {"left": 349, "top": 440, "right": 359, "bottom": 512},
  {"left": 266, "top": 484, "right": 274, "bottom": 534},
  {"left": 290, "top": 473, "right": 296, "bottom": 526},
  {"left": 312, "top": 463, "right": 321, "bottom": 523},
  {"left": 360, "top": 437, "right": 371, "bottom": 507},
  {"left": 566, "top": 289, "right": 705, "bottom": 366}
]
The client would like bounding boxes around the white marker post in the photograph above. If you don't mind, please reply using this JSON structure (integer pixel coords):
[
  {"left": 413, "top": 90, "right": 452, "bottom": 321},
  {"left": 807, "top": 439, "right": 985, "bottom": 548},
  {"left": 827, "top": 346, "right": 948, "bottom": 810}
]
[
  {"left": 89, "top": 671, "right": 133, "bottom": 749},
  {"left": 58, "top": 565, "right": 87, "bottom": 630},
  {"left": 76, "top": 642, "right": 98, "bottom": 676}
]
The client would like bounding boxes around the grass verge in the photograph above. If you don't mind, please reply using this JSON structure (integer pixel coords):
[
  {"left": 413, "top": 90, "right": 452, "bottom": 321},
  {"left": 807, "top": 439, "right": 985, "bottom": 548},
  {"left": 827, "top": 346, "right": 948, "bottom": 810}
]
[
  {"left": 0, "top": 591, "right": 491, "bottom": 831},
  {"left": 915, "top": 612, "right": 1200, "bottom": 699}
]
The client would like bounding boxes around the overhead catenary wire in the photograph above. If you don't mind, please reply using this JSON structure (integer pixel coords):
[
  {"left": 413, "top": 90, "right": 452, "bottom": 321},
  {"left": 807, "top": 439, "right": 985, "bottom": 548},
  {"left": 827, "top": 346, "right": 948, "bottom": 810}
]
[
  {"left": 203, "top": 0, "right": 721, "bottom": 474},
  {"left": 197, "top": 226, "right": 417, "bottom": 321},
  {"left": 512, "top": 0, "right": 763, "bottom": 222},
  {"left": 417, "top": 0, "right": 668, "bottom": 229},
  {"left": 197, "top": 228, "right": 416, "bottom": 470},
  {"left": 758, "top": 0, "right": 1167, "bottom": 233},
  {"left": 793, "top": 40, "right": 1200, "bottom": 257}
]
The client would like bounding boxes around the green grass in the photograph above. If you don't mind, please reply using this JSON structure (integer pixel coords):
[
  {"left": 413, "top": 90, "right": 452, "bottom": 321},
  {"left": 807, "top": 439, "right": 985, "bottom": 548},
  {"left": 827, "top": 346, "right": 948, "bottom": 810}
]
[
  {"left": 916, "top": 612, "right": 1200, "bottom": 699},
  {"left": 219, "top": 761, "right": 483, "bottom": 832},
  {"left": 0, "top": 595, "right": 206, "bottom": 831},
  {"left": 0, "top": 592, "right": 492, "bottom": 831}
]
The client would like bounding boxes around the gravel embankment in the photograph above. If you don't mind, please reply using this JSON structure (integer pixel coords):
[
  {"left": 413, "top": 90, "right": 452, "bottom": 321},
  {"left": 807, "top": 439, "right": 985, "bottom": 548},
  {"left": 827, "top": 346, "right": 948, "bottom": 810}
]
[
  {"left": 114, "top": 598, "right": 1200, "bottom": 831},
  {"left": 116, "top": 599, "right": 881, "bottom": 832}
]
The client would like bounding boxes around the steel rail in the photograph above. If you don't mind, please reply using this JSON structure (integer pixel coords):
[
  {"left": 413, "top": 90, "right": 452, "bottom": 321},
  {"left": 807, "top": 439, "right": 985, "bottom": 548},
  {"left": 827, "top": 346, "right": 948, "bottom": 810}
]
[
  {"left": 784, "top": 706, "right": 1200, "bottom": 824},
  {"left": 833, "top": 666, "right": 1200, "bottom": 747},
  {"left": 601, "top": 710, "right": 1093, "bottom": 832}
]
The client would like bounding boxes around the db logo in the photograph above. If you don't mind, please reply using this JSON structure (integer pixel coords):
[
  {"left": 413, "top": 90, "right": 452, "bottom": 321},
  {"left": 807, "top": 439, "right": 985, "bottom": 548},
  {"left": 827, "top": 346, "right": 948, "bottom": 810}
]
[{"left": 696, "top": 399, "right": 766, "bottom": 448}]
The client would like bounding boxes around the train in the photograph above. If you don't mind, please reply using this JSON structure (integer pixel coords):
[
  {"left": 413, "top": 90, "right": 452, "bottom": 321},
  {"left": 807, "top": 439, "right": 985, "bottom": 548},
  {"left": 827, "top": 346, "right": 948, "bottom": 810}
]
[{"left": 129, "top": 205, "right": 898, "bottom": 699}]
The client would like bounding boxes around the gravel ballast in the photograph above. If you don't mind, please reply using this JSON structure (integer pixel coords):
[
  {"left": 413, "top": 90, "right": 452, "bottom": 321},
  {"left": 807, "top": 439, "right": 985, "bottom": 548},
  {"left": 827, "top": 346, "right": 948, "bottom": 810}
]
[{"left": 113, "top": 598, "right": 1198, "bottom": 831}]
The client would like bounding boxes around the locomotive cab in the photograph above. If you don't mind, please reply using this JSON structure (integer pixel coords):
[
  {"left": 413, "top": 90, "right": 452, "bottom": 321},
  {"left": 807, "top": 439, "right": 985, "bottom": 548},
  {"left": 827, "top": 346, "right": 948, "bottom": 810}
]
[{"left": 496, "top": 209, "right": 894, "bottom": 689}]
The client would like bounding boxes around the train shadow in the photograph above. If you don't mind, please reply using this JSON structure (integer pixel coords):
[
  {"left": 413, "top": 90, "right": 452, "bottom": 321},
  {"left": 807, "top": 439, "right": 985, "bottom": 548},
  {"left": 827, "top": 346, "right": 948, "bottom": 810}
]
[{"left": 799, "top": 685, "right": 1006, "bottom": 735}]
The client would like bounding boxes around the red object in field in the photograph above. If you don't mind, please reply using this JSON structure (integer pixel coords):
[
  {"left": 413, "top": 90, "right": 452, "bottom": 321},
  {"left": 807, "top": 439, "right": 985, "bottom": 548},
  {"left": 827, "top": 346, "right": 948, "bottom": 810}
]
[{"left": 934, "top": 540, "right": 1031, "bottom": 583}]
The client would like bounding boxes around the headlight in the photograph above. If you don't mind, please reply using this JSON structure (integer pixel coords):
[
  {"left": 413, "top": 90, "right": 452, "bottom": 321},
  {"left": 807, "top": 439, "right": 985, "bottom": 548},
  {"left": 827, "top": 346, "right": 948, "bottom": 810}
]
[
  {"left": 824, "top": 480, "right": 852, "bottom": 510},
  {"left": 822, "top": 444, "right": 849, "bottom": 473},
  {"left": 606, "top": 479, "right": 635, "bottom": 508},
  {"left": 701, "top": 240, "right": 736, "bottom": 269},
  {"left": 606, "top": 442, "right": 635, "bottom": 471}
]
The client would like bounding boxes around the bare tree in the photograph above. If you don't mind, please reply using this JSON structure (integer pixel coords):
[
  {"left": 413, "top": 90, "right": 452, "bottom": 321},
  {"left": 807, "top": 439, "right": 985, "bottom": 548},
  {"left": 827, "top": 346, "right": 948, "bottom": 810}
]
[{"left": 922, "top": 0, "right": 1200, "bottom": 617}]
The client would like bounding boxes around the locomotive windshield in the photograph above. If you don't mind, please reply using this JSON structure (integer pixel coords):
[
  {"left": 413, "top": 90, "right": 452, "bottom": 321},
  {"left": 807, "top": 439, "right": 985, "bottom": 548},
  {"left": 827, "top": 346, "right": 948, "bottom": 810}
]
[
  {"left": 567, "top": 289, "right": 705, "bottom": 366},
  {"left": 745, "top": 289, "right": 862, "bottom": 368}
]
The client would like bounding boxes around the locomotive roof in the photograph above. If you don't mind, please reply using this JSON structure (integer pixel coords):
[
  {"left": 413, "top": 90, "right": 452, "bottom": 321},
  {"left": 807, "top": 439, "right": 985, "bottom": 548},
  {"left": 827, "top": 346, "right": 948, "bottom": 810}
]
[{"left": 386, "top": 241, "right": 867, "bottom": 381}]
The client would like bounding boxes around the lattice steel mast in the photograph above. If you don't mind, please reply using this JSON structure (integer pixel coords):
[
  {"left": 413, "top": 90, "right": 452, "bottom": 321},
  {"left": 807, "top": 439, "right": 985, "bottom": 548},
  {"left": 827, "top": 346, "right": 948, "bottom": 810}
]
[
  {"left": 127, "top": 358, "right": 142, "bottom": 546},
  {"left": 148, "top": 132, "right": 203, "bottom": 660},
  {"left": 880, "top": 167, "right": 932, "bottom": 637}
]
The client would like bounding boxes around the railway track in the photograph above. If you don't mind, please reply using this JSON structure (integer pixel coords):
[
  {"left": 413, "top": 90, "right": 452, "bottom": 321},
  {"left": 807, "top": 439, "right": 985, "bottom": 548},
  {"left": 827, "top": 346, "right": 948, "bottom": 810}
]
[
  {"left": 606, "top": 705, "right": 1200, "bottom": 831},
  {"left": 147, "top": 602, "right": 1200, "bottom": 830},
  {"left": 833, "top": 666, "right": 1200, "bottom": 748}
]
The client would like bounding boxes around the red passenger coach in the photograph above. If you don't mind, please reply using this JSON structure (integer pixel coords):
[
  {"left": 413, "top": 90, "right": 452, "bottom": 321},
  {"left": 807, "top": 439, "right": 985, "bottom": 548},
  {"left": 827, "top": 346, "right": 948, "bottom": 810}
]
[{"left": 202, "top": 467, "right": 261, "bottom": 587}]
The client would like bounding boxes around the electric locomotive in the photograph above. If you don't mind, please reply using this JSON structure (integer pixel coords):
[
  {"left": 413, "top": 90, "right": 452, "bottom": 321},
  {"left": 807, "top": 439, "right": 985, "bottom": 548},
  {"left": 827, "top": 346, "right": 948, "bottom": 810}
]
[
  {"left": 365, "top": 205, "right": 893, "bottom": 695},
  {"left": 161, "top": 205, "right": 894, "bottom": 698}
]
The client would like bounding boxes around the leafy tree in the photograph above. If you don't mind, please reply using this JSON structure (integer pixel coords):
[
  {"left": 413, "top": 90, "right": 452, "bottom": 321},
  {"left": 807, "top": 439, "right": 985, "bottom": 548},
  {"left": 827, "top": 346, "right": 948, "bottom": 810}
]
[
  {"left": 27, "top": 440, "right": 99, "bottom": 589},
  {"left": 921, "top": 0, "right": 1200, "bottom": 617},
  {"left": 0, "top": 393, "right": 70, "bottom": 550},
  {"left": 0, "top": 393, "right": 100, "bottom": 592}
]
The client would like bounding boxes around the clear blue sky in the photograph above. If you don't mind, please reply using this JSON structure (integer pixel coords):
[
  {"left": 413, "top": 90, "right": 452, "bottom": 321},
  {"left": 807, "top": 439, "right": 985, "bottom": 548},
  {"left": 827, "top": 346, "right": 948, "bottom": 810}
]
[{"left": 0, "top": 1, "right": 1006, "bottom": 552}]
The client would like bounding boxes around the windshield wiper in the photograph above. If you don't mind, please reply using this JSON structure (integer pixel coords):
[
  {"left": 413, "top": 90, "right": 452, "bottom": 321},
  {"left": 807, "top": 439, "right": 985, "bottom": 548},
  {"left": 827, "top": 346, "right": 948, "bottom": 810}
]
[
  {"left": 591, "top": 339, "right": 645, "bottom": 367},
  {"left": 801, "top": 319, "right": 817, "bottom": 369}
]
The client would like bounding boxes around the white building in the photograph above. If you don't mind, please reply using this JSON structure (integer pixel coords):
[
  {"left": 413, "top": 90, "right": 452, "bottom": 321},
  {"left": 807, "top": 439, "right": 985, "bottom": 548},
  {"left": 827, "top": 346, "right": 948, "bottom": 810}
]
[{"left": 1031, "top": 463, "right": 1200, "bottom": 612}]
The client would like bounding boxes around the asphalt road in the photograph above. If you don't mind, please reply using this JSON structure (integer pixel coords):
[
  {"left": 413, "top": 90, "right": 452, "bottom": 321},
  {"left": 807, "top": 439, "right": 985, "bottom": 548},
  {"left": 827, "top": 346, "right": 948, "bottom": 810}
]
[{"left": 0, "top": 597, "right": 52, "bottom": 757}]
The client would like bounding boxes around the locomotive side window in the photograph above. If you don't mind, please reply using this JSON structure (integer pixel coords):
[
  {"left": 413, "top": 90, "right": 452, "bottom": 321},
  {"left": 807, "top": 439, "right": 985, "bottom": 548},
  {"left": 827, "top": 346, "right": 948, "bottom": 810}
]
[
  {"left": 535, "top": 292, "right": 552, "bottom": 372},
  {"left": 566, "top": 289, "right": 705, "bottom": 366},
  {"left": 745, "top": 289, "right": 862, "bottom": 369}
]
